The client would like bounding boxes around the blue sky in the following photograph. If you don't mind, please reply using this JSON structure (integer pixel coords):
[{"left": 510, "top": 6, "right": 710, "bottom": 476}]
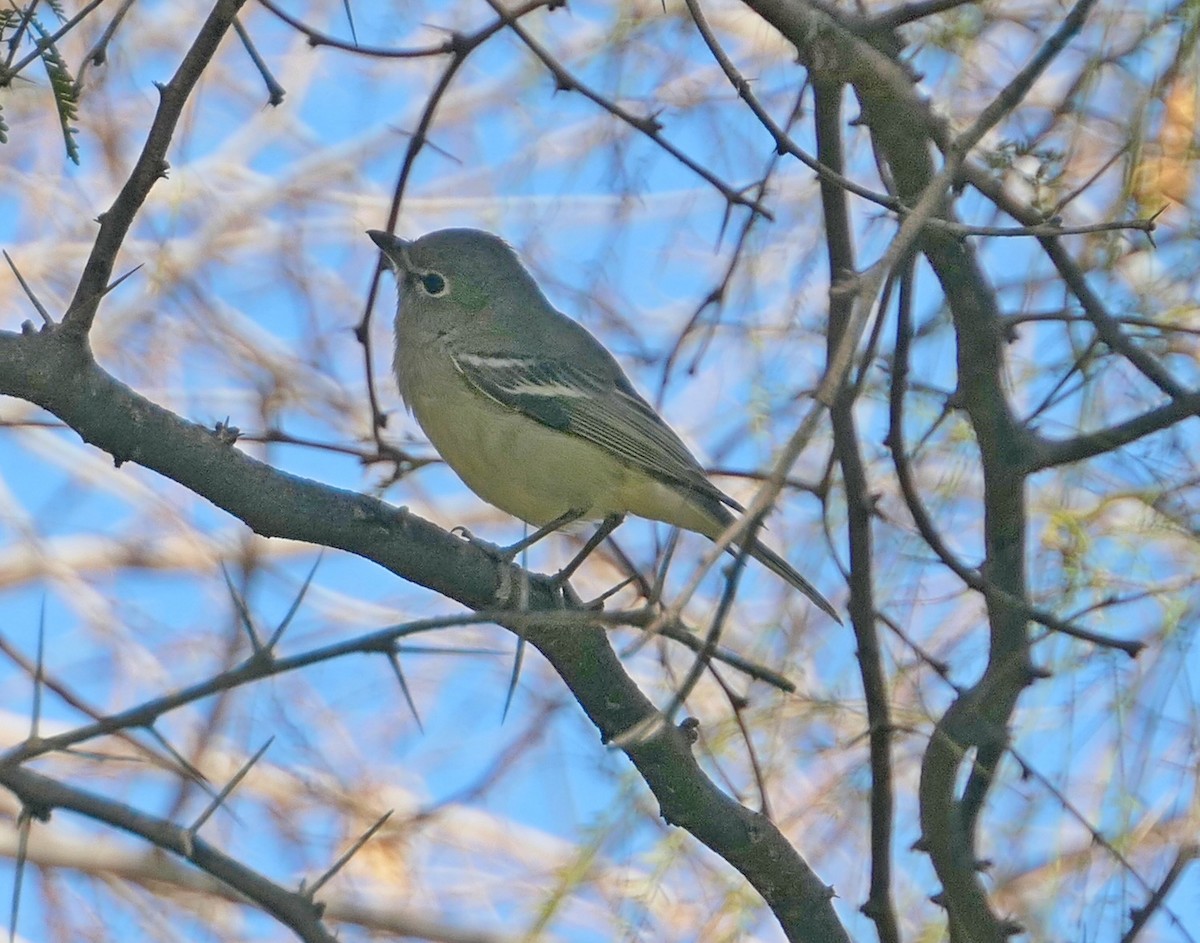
[{"left": 1, "top": 2, "right": 1198, "bottom": 941}]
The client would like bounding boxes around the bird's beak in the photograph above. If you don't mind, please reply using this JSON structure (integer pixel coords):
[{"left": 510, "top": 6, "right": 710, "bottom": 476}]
[{"left": 367, "top": 229, "right": 413, "bottom": 272}]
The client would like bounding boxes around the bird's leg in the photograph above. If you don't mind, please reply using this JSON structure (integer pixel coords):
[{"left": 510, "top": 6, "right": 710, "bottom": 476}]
[
  {"left": 455, "top": 508, "right": 586, "bottom": 608},
  {"left": 503, "top": 508, "right": 588, "bottom": 560},
  {"left": 455, "top": 507, "right": 586, "bottom": 564},
  {"left": 547, "top": 513, "right": 626, "bottom": 606},
  {"left": 457, "top": 511, "right": 622, "bottom": 609}
]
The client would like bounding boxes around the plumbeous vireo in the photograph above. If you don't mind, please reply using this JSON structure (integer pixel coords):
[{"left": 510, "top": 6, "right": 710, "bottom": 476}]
[{"left": 369, "top": 227, "right": 838, "bottom": 622}]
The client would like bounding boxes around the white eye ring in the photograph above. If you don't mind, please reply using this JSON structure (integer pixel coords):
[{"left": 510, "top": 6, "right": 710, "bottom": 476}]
[{"left": 419, "top": 271, "right": 448, "bottom": 296}]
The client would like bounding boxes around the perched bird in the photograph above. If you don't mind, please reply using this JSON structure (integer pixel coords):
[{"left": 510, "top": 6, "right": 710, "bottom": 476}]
[{"left": 369, "top": 227, "right": 838, "bottom": 621}]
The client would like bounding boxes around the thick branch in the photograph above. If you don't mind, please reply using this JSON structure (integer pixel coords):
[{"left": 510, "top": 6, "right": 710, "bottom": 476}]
[
  {"left": 1029, "top": 392, "right": 1200, "bottom": 471},
  {"left": 737, "top": 1, "right": 1108, "bottom": 939},
  {"left": 815, "top": 80, "right": 900, "bottom": 943},
  {"left": 0, "top": 323, "right": 848, "bottom": 943}
]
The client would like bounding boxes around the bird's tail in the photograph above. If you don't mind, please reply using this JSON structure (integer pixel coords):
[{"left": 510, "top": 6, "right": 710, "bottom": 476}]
[
  {"left": 743, "top": 537, "right": 841, "bottom": 623},
  {"left": 699, "top": 502, "right": 841, "bottom": 622}
]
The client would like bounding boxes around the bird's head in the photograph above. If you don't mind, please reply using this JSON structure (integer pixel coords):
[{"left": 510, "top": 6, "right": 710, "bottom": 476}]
[{"left": 368, "top": 227, "right": 543, "bottom": 332}]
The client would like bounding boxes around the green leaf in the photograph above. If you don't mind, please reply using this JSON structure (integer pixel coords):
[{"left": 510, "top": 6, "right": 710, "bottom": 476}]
[{"left": 28, "top": 15, "right": 79, "bottom": 164}]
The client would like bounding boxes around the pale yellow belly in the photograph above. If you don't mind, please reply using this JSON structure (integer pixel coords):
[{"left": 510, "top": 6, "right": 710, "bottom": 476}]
[
  {"left": 406, "top": 371, "right": 620, "bottom": 525},
  {"left": 404, "top": 363, "right": 716, "bottom": 534}
]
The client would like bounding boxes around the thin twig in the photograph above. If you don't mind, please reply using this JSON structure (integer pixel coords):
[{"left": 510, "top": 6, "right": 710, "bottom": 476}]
[
  {"left": 61, "top": 0, "right": 249, "bottom": 336},
  {"left": 482, "top": 0, "right": 773, "bottom": 219}
]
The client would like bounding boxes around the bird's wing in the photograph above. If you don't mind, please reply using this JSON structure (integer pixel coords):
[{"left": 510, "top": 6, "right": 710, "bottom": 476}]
[{"left": 449, "top": 350, "right": 738, "bottom": 510}]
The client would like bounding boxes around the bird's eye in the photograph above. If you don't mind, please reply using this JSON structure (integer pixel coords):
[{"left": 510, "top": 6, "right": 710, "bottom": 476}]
[{"left": 420, "top": 272, "right": 447, "bottom": 296}]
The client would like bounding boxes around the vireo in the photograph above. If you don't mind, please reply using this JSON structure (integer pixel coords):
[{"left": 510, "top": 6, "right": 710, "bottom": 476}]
[{"left": 369, "top": 227, "right": 838, "bottom": 621}]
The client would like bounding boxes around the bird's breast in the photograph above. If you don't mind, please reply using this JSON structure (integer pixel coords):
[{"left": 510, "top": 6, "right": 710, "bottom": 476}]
[{"left": 393, "top": 334, "right": 622, "bottom": 525}]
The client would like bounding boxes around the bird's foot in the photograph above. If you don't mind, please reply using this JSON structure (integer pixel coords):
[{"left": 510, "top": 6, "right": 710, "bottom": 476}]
[
  {"left": 452, "top": 525, "right": 512, "bottom": 561},
  {"left": 451, "top": 526, "right": 529, "bottom": 607},
  {"left": 533, "top": 513, "right": 625, "bottom": 609},
  {"left": 451, "top": 513, "right": 619, "bottom": 611},
  {"left": 453, "top": 527, "right": 576, "bottom": 609}
]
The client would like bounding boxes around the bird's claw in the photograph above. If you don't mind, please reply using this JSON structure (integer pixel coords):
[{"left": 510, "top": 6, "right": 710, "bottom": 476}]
[
  {"left": 452, "top": 527, "right": 525, "bottom": 606},
  {"left": 453, "top": 526, "right": 508, "bottom": 559},
  {"left": 453, "top": 526, "right": 604, "bottom": 611}
]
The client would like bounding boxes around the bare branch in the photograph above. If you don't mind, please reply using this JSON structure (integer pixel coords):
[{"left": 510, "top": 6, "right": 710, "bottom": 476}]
[
  {"left": 0, "top": 763, "right": 339, "bottom": 943},
  {"left": 61, "top": 0, "right": 248, "bottom": 336}
]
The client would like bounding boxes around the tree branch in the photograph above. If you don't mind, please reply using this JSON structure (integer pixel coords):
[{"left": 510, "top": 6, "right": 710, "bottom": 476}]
[
  {"left": 0, "top": 321, "right": 849, "bottom": 943},
  {"left": 0, "top": 764, "right": 337, "bottom": 943},
  {"left": 814, "top": 79, "right": 900, "bottom": 943},
  {"left": 62, "top": 0, "right": 248, "bottom": 337}
]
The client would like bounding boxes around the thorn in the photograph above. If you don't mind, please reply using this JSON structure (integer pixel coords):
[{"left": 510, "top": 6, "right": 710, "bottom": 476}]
[
  {"left": 386, "top": 650, "right": 423, "bottom": 732},
  {"left": 189, "top": 737, "right": 274, "bottom": 833},
  {"left": 717, "top": 199, "right": 733, "bottom": 244},
  {"left": 304, "top": 809, "right": 394, "bottom": 899},
  {"left": 29, "top": 597, "right": 46, "bottom": 741},
  {"left": 144, "top": 723, "right": 211, "bottom": 786},
  {"left": 101, "top": 262, "right": 144, "bottom": 299},
  {"left": 501, "top": 637, "right": 525, "bottom": 723},
  {"left": 266, "top": 551, "right": 322, "bottom": 649},
  {"left": 8, "top": 808, "right": 32, "bottom": 943},
  {"left": 637, "top": 111, "right": 664, "bottom": 135},
  {"left": 3, "top": 251, "right": 54, "bottom": 327},
  {"left": 340, "top": 0, "right": 358, "bottom": 47},
  {"left": 221, "top": 563, "right": 262, "bottom": 653}
]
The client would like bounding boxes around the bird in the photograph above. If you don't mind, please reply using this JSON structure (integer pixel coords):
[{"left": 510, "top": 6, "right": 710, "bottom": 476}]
[{"left": 368, "top": 227, "right": 838, "bottom": 622}]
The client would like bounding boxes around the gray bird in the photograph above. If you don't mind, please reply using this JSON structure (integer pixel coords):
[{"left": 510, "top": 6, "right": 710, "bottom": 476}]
[{"left": 369, "top": 227, "right": 838, "bottom": 621}]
